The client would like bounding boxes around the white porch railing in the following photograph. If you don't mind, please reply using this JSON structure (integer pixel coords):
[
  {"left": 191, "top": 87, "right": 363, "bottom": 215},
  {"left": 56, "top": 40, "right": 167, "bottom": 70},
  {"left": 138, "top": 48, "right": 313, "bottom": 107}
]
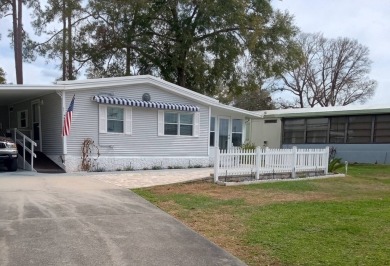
[
  {"left": 13, "top": 128, "right": 37, "bottom": 171},
  {"left": 214, "top": 146, "right": 329, "bottom": 182}
]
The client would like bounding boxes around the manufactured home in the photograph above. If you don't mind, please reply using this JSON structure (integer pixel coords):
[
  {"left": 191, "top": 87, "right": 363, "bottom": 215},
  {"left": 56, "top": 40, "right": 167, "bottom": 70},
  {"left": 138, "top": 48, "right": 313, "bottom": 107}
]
[{"left": 0, "top": 75, "right": 260, "bottom": 172}]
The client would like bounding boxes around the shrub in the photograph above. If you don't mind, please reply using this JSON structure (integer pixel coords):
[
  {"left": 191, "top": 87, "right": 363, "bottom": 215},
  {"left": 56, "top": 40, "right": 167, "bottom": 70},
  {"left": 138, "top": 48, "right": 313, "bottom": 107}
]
[
  {"left": 328, "top": 158, "right": 344, "bottom": 173},
  {"left": 123, "top": 165, "right": 134, "bottom": 171},
  {"left": 93, "top": 167, "right": 106, "bottom": 172},
  {"left": 241, "top": 142, "right": 257, "bottom": 150}
]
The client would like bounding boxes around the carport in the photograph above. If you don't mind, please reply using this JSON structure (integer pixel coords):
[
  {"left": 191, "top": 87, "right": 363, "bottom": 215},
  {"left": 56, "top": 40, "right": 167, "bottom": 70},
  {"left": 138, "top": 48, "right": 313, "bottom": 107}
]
[{"left": 0, "top": 85, "right": 63, "bottom": 172}]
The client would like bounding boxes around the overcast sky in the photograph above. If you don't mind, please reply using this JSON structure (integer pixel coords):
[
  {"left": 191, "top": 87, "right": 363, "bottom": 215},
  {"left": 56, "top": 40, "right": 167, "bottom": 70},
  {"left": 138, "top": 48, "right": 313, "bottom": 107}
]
[
  {"left": 273, "top": 0, "right": 390, "bottom": 106},
  {"left": 1, "top": 0, "right": 389, "bottom": 106}
]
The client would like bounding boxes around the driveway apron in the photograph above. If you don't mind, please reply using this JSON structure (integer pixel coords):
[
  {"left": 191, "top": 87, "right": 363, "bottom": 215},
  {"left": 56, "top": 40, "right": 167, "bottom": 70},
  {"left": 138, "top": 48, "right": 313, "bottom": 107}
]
[{"left": 0, "top": 174, "right": 245, "bottom": 266}]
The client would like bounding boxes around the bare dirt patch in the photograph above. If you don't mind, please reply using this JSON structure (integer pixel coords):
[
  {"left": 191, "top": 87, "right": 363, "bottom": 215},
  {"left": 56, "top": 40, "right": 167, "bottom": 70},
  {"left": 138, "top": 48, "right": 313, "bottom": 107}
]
[{"left": 150, "top": 182, "right": 337, "bottom": 205}]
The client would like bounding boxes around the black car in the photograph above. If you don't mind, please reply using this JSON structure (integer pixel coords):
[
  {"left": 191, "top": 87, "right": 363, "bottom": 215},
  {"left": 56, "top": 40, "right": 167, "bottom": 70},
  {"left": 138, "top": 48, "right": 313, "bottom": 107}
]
[{"left": 0, "top": 130, "right": 18, "bottom": 171}]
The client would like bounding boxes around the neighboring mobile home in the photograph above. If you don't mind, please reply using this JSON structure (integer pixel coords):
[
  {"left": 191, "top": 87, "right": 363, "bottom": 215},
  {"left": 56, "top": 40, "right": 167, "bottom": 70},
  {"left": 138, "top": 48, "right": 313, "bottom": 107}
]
[
  {"left": 250, "top": 106, "right": 390, "bottom": 164},
  {"left": 0, "top": 75, "right": 260, "bottom": 172}
]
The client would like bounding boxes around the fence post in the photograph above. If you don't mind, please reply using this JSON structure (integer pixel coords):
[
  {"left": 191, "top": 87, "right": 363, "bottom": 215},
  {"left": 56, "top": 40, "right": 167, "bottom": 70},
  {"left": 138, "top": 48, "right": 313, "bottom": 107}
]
[
  {"left": 291, "top": 146, "right": 297, "bottom": 178},
  {"left": 324, "top": 146, "right": 329, "bottom": 175},
  {"left": 265, "top": 147, "right": 270, "bottom": 168},
  {"left": 255, "top": 147, "right": 260, "bottom": 180},
  {"left": 214, "top": 147, "right": 220, "bottom": 182}
]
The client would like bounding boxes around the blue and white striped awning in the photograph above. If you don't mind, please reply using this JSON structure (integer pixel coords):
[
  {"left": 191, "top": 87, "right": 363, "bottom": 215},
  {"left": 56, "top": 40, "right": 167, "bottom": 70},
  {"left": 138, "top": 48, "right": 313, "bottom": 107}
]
[{"left": 92, "top": 96, "right": 199, "bottom": 112}]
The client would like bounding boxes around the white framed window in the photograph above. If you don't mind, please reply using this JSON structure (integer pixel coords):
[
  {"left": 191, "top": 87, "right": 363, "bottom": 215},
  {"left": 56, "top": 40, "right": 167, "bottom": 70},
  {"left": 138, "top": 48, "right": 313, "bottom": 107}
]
[
  {"left": 158, "top": 110, "right": 200, "bottom": 137},
  {"left": 99, "top": 105, "right": 132, "bottom": 135},
  {"left": 107, "top": 107, "right": 124, "bottom": 133},
  {"left": 232, "top": 119, "right": 243, "bottom": 147},
  {"left": 164, "top": 112, "right": 179, "bottom": 135},
  {"left": 17, "top": 110, "right": 28, "bottom": 128}
]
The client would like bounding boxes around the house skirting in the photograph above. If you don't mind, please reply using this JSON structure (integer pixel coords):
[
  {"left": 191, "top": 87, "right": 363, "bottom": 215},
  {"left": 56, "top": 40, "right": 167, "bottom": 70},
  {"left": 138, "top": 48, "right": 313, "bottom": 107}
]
[
  {"left": 62, "top": 155, "right": 214, "bottom": 172},
  {"left": 282, "top": 144, "right": 390, "bottom": 164}
]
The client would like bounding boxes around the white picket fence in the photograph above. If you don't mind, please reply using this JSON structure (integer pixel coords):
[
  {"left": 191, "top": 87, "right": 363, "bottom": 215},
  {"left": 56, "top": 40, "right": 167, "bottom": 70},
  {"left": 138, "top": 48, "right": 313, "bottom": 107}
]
[{"left": 213, "top": 146, "right": 330, "bottom": 182}]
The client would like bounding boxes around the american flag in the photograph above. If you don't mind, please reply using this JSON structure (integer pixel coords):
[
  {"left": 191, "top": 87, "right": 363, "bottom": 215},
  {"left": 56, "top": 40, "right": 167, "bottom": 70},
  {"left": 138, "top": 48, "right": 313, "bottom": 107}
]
[{"left": 62, "top": 95, "right": 75, "bottom": 136}]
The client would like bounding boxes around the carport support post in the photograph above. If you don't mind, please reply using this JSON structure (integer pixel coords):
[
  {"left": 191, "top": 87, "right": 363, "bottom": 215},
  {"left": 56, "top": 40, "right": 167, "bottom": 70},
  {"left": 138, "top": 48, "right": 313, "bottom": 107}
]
[
  {"left": 255, "top": 147, "right": 260, "bottom": 180},
  {"left": 214, "top": 147, "right": 219, "bottom": 183}
]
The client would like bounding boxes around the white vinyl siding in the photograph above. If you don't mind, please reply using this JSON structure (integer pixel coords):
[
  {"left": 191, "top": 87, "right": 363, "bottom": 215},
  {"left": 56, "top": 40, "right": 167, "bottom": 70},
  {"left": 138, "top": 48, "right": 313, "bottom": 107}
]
[
  {"left": 125, "top": 108, "right": 132, "bottom": 135},
  {"left": 193, "top": 112, "right": 200, "bottom": 137},
  {"left": 64, "top": 84, "right": 209, "bottom": 157},
  {"left": 9, "top": 93, "right": 63, "bottom": 155},
  {"left": 40, "top": 93, "right": 63, "bottom": 154},
  {"left": 158, "top": 110, "right": 164, "bottom": 136},
  {"left": 99, "top": 104, "right": 107, "bottom": 133}
]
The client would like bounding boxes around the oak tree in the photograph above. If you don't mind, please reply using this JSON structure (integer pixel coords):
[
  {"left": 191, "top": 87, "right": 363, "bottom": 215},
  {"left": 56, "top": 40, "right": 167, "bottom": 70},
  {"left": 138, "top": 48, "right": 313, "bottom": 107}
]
[{"left": 80, "top": 0, "right": 299, "bottom": 96}]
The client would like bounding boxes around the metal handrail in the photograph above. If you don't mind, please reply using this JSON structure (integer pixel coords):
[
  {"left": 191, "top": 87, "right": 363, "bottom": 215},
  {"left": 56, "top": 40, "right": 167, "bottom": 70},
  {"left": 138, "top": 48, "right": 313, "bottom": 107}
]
[{"left": 13, "top": 128, "right": 37, "bottom": 170}]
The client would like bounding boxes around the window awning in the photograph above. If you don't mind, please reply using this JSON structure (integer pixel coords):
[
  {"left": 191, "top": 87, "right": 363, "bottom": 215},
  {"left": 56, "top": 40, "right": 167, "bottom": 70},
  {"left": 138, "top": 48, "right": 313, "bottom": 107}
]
[{"left": 92, "top": 96, "right": 199, "bottom": 112}]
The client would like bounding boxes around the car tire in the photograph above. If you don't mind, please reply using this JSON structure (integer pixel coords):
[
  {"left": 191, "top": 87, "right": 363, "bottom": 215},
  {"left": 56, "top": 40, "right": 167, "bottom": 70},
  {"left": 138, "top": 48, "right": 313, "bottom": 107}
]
[{"left": 7, "top": 158, "right": 18, "bottom": 172}]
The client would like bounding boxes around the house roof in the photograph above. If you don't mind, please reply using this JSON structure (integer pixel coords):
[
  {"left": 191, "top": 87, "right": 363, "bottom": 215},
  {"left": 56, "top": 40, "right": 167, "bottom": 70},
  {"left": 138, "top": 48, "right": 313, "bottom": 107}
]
[
  {"left": 0, "top": 75, "right": 261, "bottom": 118},
  {"left": 254, "top": 105, "right": 390, "bottom": 118},
  {"left": 58, "top": 75, "right": 261, "bottom": 118}
]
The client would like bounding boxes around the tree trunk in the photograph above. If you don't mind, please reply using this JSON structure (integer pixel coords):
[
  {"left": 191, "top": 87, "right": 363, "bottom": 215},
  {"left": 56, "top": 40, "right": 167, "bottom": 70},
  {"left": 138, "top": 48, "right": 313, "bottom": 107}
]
[
  {"left": 177, "top": 67, "right": 186, "bottom": 87},
  {"left": 176, "top": 51, "right": 187, "bottom": 87},
  {"left": 13, "top": 0, "right": 23, "bottom": 84},
  {"left": 67, "top": 13, "right": 73, "bottom": 80},
  {"left": 125, "top": 47, "right": 131, "bottom": 76},
  {"left": 299, "top": 92, "right": 304, "bottom": 108},
  {"left": 62, "top": 0, "right": 67, "bottom": 81}
]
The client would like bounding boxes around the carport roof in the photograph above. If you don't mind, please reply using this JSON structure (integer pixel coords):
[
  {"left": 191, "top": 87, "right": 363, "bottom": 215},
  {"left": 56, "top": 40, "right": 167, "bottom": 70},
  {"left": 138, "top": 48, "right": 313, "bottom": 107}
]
[{"left": 0, "top": 85, "right": 60, "bottom": 106}]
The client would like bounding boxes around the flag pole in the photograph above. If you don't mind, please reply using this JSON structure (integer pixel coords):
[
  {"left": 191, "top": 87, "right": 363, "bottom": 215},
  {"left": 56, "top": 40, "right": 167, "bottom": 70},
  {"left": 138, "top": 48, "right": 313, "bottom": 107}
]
[{"left": 62, "top": 91, "right": 67, "bottom": 155}]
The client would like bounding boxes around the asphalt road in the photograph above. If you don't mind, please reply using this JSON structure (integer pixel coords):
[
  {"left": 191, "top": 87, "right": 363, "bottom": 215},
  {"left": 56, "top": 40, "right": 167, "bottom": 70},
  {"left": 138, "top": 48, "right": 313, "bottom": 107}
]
[{"left": 0, "top": 173, "right": 245, "bottom": 266}]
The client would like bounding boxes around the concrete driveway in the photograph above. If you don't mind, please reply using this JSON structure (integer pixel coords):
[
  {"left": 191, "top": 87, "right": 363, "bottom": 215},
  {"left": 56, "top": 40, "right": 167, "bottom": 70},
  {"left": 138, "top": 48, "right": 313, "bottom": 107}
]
[{"left": 0, "top": 173, "right": 245, "bottom": 266}]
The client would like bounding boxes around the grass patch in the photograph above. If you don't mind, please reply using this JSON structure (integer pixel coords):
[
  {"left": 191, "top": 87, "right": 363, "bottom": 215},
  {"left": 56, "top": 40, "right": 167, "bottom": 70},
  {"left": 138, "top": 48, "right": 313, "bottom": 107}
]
[
  {"left": 247, "top": 199, "right": 390, "bottom": 265},
  {"left": 133, "top": 164, "right": 390, "bottom": 265}
]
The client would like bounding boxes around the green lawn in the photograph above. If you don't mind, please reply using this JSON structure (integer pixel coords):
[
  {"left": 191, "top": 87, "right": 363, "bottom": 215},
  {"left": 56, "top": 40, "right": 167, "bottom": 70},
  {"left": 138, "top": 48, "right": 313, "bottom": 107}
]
[{"left": 134, "top": 164, "right": 390, "bottom": 265}]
